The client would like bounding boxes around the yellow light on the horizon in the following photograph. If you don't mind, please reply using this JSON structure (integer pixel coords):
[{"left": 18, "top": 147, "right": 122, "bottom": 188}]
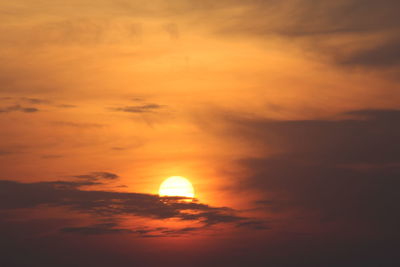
[{"left": 159, "top": 176, "right": 195, "bottom": 198}]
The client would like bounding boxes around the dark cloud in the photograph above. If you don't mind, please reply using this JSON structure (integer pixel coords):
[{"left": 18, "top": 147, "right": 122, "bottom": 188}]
[
  {"left": 227, "top": 109, "right": 400, "bottom": 165},
  {"left": 338, "top": 38, "right": 400, "bottom": 67},
  {"left": 73, "top": 171, "right": 120, "bottom": 181},
  {"left": 131, "top": 97, "right": 145, "bottom": 102},
  {"left": 0, "top": 97, "right": 76, "bottom": 112},
  {"left": 0, "top": 144, "right": 28, "bottom": 156},
  {"left": 158, "top": 226, "right": 203, "bottom": 236},
  {"left": 0, "top": 104, "right": 39, "bottom": 113},
  {"left": 19, "top": 97, "right": 51, "bottom": 104},
  {"left": 61, "top": 223, "right": 134, "bottom": 235},
  {"left": 218, "top": 109, "right": 400, "bottom": 235},
  {"left": 241, "top": 0, "right": 399, "bottom": 35},
  {"left": 62, "top": 223, "right": 206, "bottom": 237},
  {"left": 111, "top": 146, "right": 127, "bottom": 151},
  {"left": 56, "top": 104, "right": 77, "bottom": 108},
  {"left": 0, "top": 179, "right": 264, "bottom": 236},
  {"left": 41, "top": 154, "right": 64, "bottom": 159},
  {"left": 345, "top": 108, "right": 400, "bottom": 118},
  {"left": 112, "top": 104, "right": 164, "bottom": 113},
  {"left": 0, "top": 97, "right": 50, "bottom": 104},
  {"left": 0, "top": 180, "right": 99, "bottom": 209},
  {"left": 0, "top": 150, "right": 15, "bottom": 156}
]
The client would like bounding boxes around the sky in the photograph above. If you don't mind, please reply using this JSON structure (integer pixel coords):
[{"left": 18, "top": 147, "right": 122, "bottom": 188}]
[{"left": 0, "top": 1, "right": 400, "bottom": 266}]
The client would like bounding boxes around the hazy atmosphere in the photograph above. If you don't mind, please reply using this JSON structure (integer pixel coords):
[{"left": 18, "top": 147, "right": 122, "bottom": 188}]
[{"left": 1, "top": 1, "right": 399, "bottom": 266}]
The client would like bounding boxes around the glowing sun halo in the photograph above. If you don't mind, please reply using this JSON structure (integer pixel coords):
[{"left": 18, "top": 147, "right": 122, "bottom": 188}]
[{"left": 159, "top": 176, "right": 195, "bottom": 198}]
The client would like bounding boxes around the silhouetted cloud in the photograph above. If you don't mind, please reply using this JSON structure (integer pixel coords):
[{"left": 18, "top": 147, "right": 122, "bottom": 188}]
[
  {"left": 73, "top": 172, "right": 120, "bottom": 181},
  {"left": 159, "top": 226, "right": 203, "bottom": 236},
  {"left": 0, "top": 179, "right": 265, "bottom": 236},
  {"left": 112, "top": 104, "right": 164, "bottom": 113},
  {"left": 61, "top": 223, "right": 134, "bottom": 235},
  {"left": 61, "top": 223, "right": 206, "bottom": 237}
]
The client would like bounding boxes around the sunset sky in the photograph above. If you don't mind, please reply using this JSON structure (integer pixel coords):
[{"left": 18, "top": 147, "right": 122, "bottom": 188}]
[{"left": 1, "top": 1, "right": 400, "bottom": 266}]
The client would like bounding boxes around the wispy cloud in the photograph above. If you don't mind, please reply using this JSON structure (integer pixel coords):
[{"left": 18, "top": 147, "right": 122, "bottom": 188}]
[
  {"left": 0, "top": 104, "right": 39, "bottom": 113},
  {"left": 112, "top": 104, "right": 164, "bottom": 113},
  {"left": 0, "top": 97, "right": 77, "bottom": 113},
  {"left": 73, "top": 172, "right": 120, "bottom": 181},
  {"left": 51, "top": 121, "right": 105, "bottom": 128}
]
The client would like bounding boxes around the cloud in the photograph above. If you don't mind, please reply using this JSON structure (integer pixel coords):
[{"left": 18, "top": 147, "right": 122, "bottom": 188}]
[
  {"left": 2, "top": 17, "right": 145, "bottom": 47},
  {"left": 61, "top": 223, "right": 134, "bottom": 235},
  {"left": 51, "top": 121, "right": 105, "bottom": 128},
  {"left": 0, "top": 144, "right": 28, "bottom": 156},
  {"left": 225, "top": 109, "right": 400, "bottom": 165},
  {"left": 61, "top": 223, "right": 204, "bottom": 237},
  {"left": 41, "top": 154, "right": 64, "bottom": 159},
  {"left": 112, "top": 104, "right": 164, "bottom": 113},
  {"left": 215, "top": 109, "right": 400, "bottom": 233},
  {"left": 0, "top": 97, "right": 76, "bottom": 113},
  {"left": 56, "top": 104, "right": 77, "bottom": 108},
  {"left": 111, "top": 147, "right": 127, "bottom": 151},
  {"left": 337, "top": 37, "right": 400, "bottom": 67},
  {"left": 19, "top": 97, "right": 51, "bottom": 104},
  {"left": 73, "top": 172, "right": 120, "bottom": 181},
  {"left": 157, "top": 226, "right": 204, "bottom": 236},
  {"left": 0, "top": 104, "right": 39, "bottom": 113},
  {"left": 22, "top": 97, "right": 76, "bottom": 108},
  {"left": 181, "top": 0, "right": 400, "bottom": 68},
  {"left": 2, "top": 0, "right": 399, "bottom": 71},
  {"left": 0, "top": 179, "right": 265, "bottom": 236},
  {"left": 0, "top": 150, "right": 15, "bottom": 155}
]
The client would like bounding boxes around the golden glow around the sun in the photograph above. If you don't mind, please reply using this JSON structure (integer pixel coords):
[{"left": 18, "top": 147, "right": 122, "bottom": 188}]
[{"left": 159, "top": 176, "right": 195, "bottom": 198}]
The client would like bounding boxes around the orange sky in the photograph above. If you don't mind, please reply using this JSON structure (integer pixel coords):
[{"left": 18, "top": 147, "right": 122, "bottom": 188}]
[{"left": 1, "top": 1, "right": 400, "bottom": 266}]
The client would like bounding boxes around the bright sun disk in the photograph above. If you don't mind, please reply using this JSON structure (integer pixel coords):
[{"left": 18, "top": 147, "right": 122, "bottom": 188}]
[{"left": 159, "top": 176, "right": 195, "bottom": 198}]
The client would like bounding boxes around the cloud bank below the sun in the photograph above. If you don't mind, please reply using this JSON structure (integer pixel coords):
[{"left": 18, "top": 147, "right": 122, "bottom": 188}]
[{"left": 0, "top": 173, "right": 268, "bottom": 237}]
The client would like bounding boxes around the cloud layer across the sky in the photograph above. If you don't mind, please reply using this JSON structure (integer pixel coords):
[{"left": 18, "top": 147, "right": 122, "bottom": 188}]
[{"left": 0, "top": 175, "right": 264, "bottom": 237}]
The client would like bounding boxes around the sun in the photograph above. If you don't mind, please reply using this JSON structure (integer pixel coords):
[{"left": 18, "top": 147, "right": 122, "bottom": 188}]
[{"left": 159, "top": 176, "right": 195, "bottom": 198}]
